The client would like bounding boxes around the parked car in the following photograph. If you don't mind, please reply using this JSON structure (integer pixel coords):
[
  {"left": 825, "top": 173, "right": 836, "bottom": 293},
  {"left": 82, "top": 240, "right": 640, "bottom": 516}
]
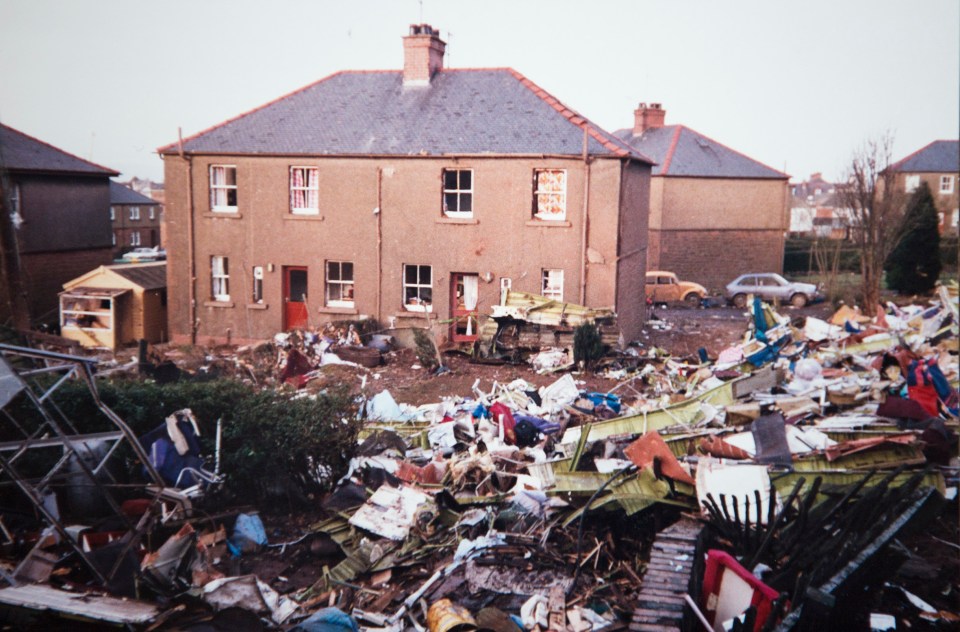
[
  {"left": 121, "top": 246, "right": 165, "bottom": 263},
  {"left": 645, "top": 271, "right": 707, "bottom": 306},
  {"left": 724, "top": 273, "right": 822, "bottom": 308}
]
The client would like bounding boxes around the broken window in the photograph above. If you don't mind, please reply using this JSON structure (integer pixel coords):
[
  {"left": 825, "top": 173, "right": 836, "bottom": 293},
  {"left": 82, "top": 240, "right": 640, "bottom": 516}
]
[
  {"left": 61, "top": 294, "right": 114, "bottom": 331},
  {"left": 442, "top": 169, "right": 473, "bottom": 217},
  {"left": 130, "top": 231, "right": 141, "bottom": 246},
  {"left": 904, "top": 175, "right": 919, "bottom": 193},
  {"left": 211, "top": 255, "right": 230, "bottom": 301},
  {"left": 939, "top": 175, "right": 954, "bottom": 195},
  {"left": 403, "top": 264, "right": 432, "bottom": 312},
  {"left": 500, "top": 277, "right": 512, "bottom": 303},
  {"left": 541, "top": 269, "right": 564, "bottom": 301},
  {"left": 290, "top": 166, "right": 319, "bottom": 214},
  {"left": 210, "top": 165, "right": 238, "bottom": 211},
  {"left": 533, "top": 169, "right": 567, "bottom": 220},
  {"left": 252, "top": 266, "right": 264, "bottom": 304},
  {"left": 129, "top": 206, "right": 140, "bottom": 221},
  {"left": 326, "top": 261, "right": 355, "bottom": 307}
]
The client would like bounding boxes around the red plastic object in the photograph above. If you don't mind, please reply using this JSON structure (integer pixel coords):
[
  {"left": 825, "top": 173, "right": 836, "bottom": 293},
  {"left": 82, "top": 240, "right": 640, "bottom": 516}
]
[{"left": 701, "top": 549, "right": 781, "bottom": 632}]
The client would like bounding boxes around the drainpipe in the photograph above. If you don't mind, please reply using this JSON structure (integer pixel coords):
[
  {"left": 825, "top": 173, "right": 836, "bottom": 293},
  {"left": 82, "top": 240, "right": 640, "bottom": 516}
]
[
  {"left": 376, "top": 168, "right": 383, "bottom": 323},
  {"left": 178, "top": 129, "right": 197, "bottom": 345},
  {"left": 579, "top": 128, "right": 591, "bottom": 305}
]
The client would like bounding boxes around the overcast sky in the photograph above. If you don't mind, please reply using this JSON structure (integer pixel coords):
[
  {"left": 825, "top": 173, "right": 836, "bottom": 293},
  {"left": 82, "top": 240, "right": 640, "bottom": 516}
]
[{"left": 1, "top": 0, "right": 956, "bottom": 183}]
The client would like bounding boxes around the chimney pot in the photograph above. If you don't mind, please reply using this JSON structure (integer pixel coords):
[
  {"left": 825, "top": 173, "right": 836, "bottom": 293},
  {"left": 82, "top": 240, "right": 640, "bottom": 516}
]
[
  {"left": 403, "top": 24, "right": 445, "bottom": 85},
  {"left": 633, "top": 102, "right": 666, "bottom": 135}
]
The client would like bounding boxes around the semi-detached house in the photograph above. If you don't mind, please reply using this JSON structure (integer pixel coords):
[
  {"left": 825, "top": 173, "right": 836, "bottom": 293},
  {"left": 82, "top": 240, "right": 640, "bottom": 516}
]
[{"left": 159, "top": 25, "right": 653, "bottom": 346}]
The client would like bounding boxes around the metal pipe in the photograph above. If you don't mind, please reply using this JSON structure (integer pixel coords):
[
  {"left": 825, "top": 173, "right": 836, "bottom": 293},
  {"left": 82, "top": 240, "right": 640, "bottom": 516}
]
[
  {"left": 376, "top": 167, "right": 383, "bottom": 322},
  {"left": 579, "top": 129, "right": 591, "bottom": 305},
  {"left": 179, "top": 128, "right": 197, "bottom": 345}
]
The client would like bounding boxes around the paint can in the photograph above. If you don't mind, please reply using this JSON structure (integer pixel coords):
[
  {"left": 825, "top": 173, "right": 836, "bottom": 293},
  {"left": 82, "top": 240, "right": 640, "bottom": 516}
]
[{"left": 426, "top": 598, "right": 477, "bottom": 632}]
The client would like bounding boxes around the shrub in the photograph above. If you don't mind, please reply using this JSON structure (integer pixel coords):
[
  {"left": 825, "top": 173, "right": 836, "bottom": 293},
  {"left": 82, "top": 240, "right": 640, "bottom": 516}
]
[
  {"left": 573, "top": 322, "right": 605, "bottom": 369},
  {"left": 43, "top": 378, "right": 359, "bottom": 507},
  {"left": 885, "top": 182, "right": 942, "bottom": 294}
]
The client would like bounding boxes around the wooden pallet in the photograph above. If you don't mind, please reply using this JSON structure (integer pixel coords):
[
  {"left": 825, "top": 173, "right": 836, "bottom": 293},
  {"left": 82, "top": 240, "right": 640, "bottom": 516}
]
[{"left": 629, "top": 518, "right": 703, "bottom": 632}]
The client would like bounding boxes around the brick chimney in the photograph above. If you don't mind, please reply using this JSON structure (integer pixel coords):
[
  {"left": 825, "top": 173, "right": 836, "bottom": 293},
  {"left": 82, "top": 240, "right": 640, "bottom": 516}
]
[
  {"left": 633, "top": 102, "right": 666, "bottom": 135},
  {"left": 403, "top": 24, "right": 445, "bottom": 85}
]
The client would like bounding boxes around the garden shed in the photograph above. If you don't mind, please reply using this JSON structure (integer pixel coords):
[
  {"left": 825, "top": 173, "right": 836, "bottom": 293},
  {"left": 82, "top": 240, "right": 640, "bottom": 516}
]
[{"left": 59, "top": 262, "right": 167, "bottom": 349}]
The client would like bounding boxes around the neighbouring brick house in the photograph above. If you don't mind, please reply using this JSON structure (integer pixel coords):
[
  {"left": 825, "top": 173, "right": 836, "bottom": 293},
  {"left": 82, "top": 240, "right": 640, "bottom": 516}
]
[
  {"left": 615, "top": 104, "right": 789, "bottom": 293},
  {"left": 790, "top": 173, "right": 846, "bottom": 239},
  {"left": 159, "top": 24, "right": 653, "bottom": 346},
  {"left": 0, "top": 123, "right": 116, "bottom": 326},
  {"left": 110, "top": 181, "right": 162, "bottom": 259},
  {"left": 888, "top": 140, "right": 959, "bottom": 233}
]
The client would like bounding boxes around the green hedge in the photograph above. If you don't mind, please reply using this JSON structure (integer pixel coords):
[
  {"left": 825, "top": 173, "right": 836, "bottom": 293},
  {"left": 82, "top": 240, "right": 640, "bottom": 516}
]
[
  {"left": 784, "top": 238, "right": 862, "bottom": 274},
  {"left": 45, "top": 379, "right": 360, "bottom": 506}
]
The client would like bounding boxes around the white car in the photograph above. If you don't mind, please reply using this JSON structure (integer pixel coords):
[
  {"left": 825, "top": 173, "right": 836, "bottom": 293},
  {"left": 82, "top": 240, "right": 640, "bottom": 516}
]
[
  {"left": 121, "top": 247, "right": 165, "bottom": 263},
  {"left": 724, "top": 273, "right": 822, "bottom": 308}
]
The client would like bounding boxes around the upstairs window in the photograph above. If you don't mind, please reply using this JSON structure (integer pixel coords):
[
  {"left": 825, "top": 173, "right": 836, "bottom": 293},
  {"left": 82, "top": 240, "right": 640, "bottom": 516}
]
[
  {"left": 109, "top": 205, "right": 116, "bottom": 221},
  {"left": 533, "top": 169, "right": 567, "bottom": 220},
  {"left": 325, "top": 261, "right": 355, "bottom": 307},
  {"left": 905, "top": 175, "right": 920, "bottom": 193},
  {"left": 290, "top": 167, "right": 319, "bottom": 214},
  {"left": 252, "top": 266, "right": 263, "bottom": 304},
  {"left": 211, "top": 256, "right": 230, "bottom": 301},
  {"left": 149, "top": 207, "right": 156, "bottom": 220},
  {"left": 403, "top": 264, "right": 432, "bottom": 312},
  {"left": 442, "top": 169, "right": 473, "bottom": 217},
  {"left": 210, "top": 165, "right": 238, "bottom": 211},
  {"left": 541, "top": 269, "right": 564, "bottom": 301},
  {"left": 940, "top": 175, "right": 954, "bottom": 195},
  {"left": 129, "top": 206, "right": 140, "bottom": 220}
]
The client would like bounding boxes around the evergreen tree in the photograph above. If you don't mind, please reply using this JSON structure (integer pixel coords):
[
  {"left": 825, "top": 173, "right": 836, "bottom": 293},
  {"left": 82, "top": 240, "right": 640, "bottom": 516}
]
[{"left": 885, "top": 181, "right": 941, "bottom": 294}]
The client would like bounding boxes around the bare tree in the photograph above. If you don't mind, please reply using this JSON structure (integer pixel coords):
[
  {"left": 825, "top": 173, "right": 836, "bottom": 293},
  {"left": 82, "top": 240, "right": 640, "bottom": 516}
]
[{"left": 835, "top": 133, "right": 907, "bottom": 310}]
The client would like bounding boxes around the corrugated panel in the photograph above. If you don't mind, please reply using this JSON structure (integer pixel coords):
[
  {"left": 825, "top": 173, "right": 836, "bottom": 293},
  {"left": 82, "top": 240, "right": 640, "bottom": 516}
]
[
  {"left": 0, "top": 584, "right": 160, "bottom": 624},
  {"left": 771, "top": 470, "right": 945, "bottom": 498}
]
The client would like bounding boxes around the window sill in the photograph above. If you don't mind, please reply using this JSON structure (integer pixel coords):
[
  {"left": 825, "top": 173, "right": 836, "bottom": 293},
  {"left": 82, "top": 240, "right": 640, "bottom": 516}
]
[
  {"left": 394, "top": 310, "right": 434, "bottom": 319},
  {"left": 204, "top": 300, "right": 235, "bottom": 308},
  {"left": 317, "top": 306, "right": 358, "bottom": 315},
  {"left": 399, "top": 308, "right": 433, "bottom": 315},
  {"left": 526, "top": 219, "right": 572, "bottom": 228},
  {"left": 203, "top": 212, "right": 242, "bottom": 219},
  {"left": 436, "top": 217, "right": 479, "bottom": 225},
  {"left": 285, "top": 213, "right": 325, "bottom": 221},
  {"left": 247, "top": 303, "right": 268, "bottom": 310}
]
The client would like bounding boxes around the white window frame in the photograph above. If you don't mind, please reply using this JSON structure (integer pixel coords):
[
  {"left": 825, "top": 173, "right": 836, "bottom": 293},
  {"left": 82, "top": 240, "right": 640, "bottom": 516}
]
[
  {"left": 541, "top": 269, "right": 564, "bottom": 301},
  {"left": 403, "top": 264, "right": 433, "bottom": 312},
  {"left": 211, "top": 255, "right": 230, "bottom": 301},
  {"left": 109, "top": 205, "right": 116, "bottom": 221},
  {"left": 952, "top": 209, "right": 959, "bottom": 228},
  {"left": 252, "top": 266, "right": 264, "bottom": 304},
  {"left": 905, "top": 175, "right": 920, "bottom": 193},
  {"left": 442, "top": 168, "right": 473, "bottom": 217},
  {"left": 149, "top": 207, "right": 156, "bottom": 220},
  {"left": 290, "top": 166, "right": 319, "bottom": 214},
  {"left": 325, "top": 260, "right": 355, "bottom": 307},
  {"left": 939, "top": 175, "right": 954, "bottom": 195},
  {"left": 129, "top": 206, "right": 140, "bottom": 220},
  {"left": 130, "top": 231, "right": 141, "bottom": 246},
  {"left": 533, "top": 169, "right": 567, "bottom": 220},
  {"left": 210, "top": 165, "right": 238, "bottom": 212},
  {"left": 112, "top": 232, "right": 117, "bottom": 246}
]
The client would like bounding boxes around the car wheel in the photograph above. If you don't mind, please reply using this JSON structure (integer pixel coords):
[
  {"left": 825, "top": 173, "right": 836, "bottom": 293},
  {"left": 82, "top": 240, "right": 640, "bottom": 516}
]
[
  {"left": 732, "top": 294, "right": 747, "bottom": 309},
  {"left": 684, "top": 293, "right": 702, "bottom": 307},
  {"left": 790, "top": 293, "right": 808, "bottom": 308}
]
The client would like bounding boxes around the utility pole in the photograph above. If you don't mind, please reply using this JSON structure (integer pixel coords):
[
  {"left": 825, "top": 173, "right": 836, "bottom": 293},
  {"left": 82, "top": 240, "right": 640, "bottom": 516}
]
[{"left": 0, "top": 177, "right": 32, "bottom": 330}]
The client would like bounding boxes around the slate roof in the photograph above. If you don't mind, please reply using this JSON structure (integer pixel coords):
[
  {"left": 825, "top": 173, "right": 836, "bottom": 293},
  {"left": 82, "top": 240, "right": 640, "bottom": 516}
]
[
  {"left": 111, "top": 263, "right": 166, "bottom": 290},
  {"left": 0, "top": 124, "right": 117, "bottom": 175},
  {"left": 613, "top": 125, "right": 786, "bottom": 179},
  {"left": 889, "top": 140, "right": 959, "bottom": 173},
  {"left": 160, "top": 69, "right": 652, "bottom": 163},
  {"left": 110, "top": 181, "right": 159, "bottom": 205}
]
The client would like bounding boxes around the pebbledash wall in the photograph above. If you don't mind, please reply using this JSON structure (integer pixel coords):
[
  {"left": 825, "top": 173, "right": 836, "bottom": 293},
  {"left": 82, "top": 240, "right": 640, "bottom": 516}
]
[
  {"left": 162, "top": 154, "right": 649, "bottom": 346},
  {"left": 648, "top": 176, "right": 789, "bottom": 292}
]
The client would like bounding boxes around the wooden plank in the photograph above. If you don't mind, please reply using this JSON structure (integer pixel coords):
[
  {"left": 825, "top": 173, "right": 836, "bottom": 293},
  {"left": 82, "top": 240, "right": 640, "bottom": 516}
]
[{"left": 0, "top": 584, "right": 159, "bottom": 624}]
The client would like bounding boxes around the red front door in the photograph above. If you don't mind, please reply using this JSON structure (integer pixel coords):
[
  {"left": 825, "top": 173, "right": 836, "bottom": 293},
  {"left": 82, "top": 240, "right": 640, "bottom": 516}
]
[
  {"left": 451, "top": 273, "right": 479, "bottom": 342},
  {"left": 283, "top": 266, "right": 309, "bottom": 331}
]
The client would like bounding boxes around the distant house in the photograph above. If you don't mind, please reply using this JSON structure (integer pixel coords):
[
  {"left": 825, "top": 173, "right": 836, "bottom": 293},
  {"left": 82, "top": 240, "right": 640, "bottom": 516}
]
[
  {"left": 158, "top": 24, "right": 653, "bottom": 346},
  {"left": 790, "top": 173, "right": 847, "bottom": 239},
  {"left": 110, "top": 181, "right": 162, "bottom": 259},
  {"left": 888, "top": 140, "right": 959, "bottom": 233},
  {"left": 0, "top": 124, "right": 117, "bottom": 326},
  {"left": 60, "top": 262, "right": 167, "bottom": 349},
  {"left": 615, "top": 104, "right": 789, "bottom": 292}
]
